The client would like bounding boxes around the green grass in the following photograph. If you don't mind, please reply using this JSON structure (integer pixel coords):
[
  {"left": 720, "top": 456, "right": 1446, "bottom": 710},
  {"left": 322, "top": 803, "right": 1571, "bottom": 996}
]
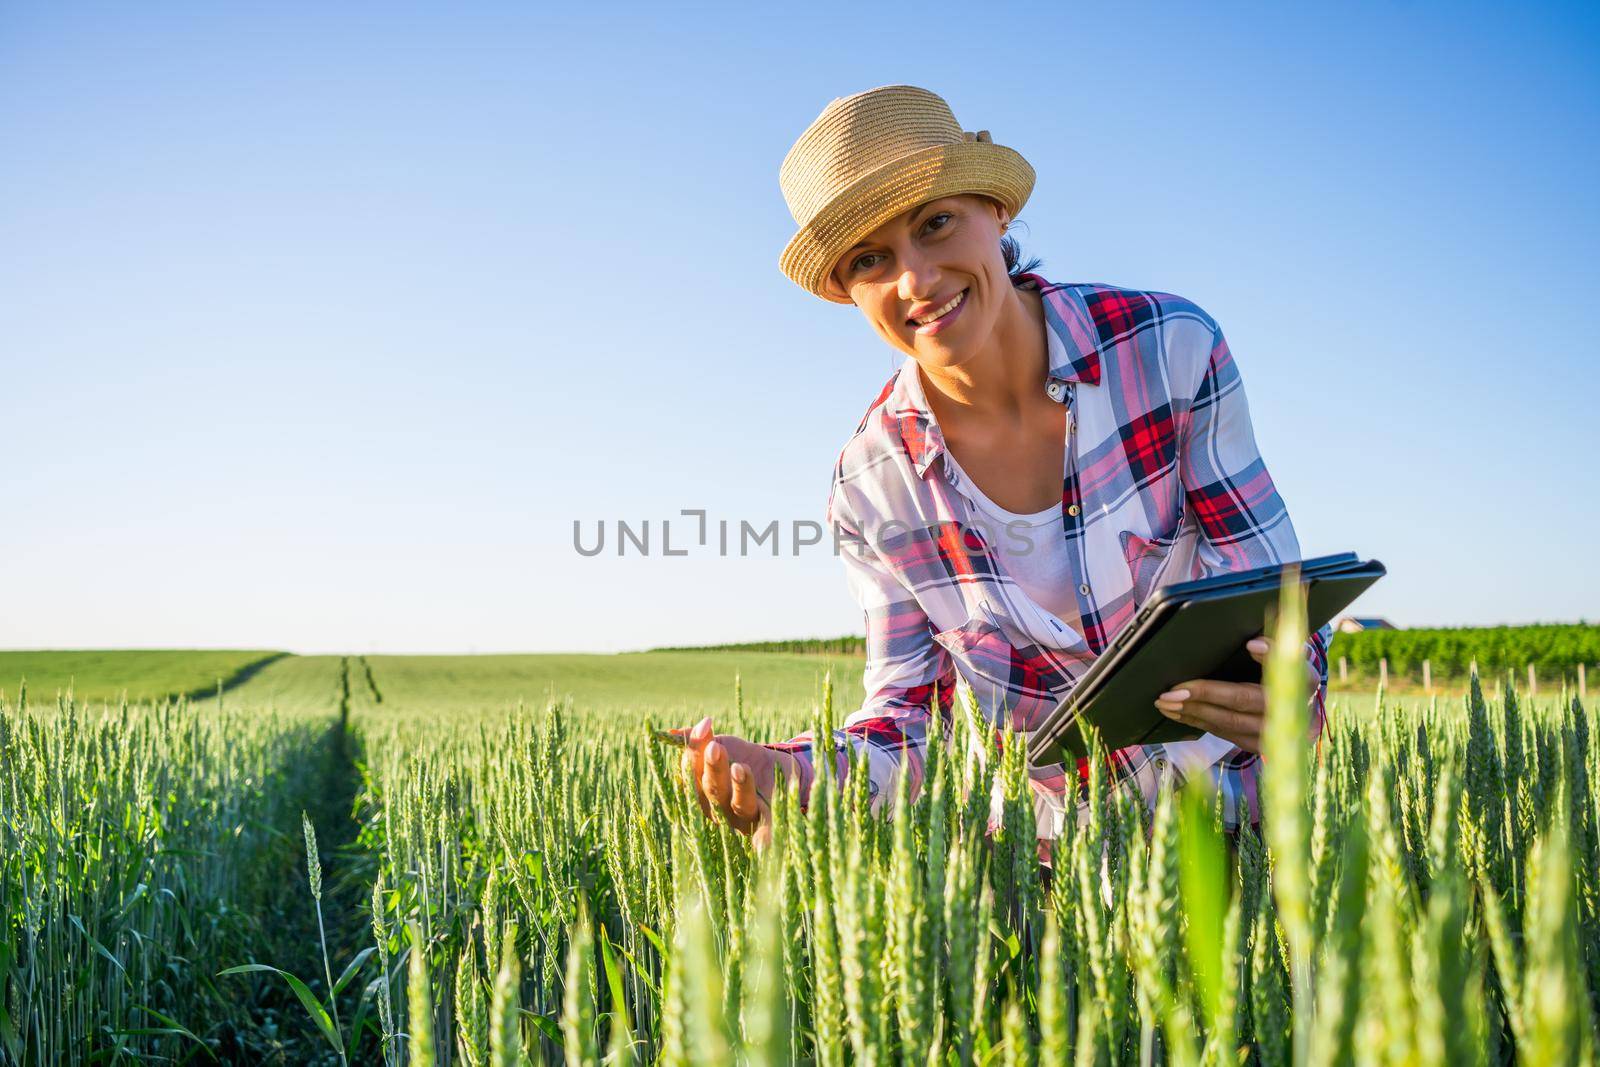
[
  {"left": 354, "top": 650, "right": 864, "bottom": 724},
  {"left": 0, "top": 648, "right": 284, "bottom": 706},
  {"left": 0, "top": 645, "right": 1478, "bottom": 735},
  {"left": 189, "top": 653, "right": 351, "bottom": 717},
  {"left": 173, "top": 648, "right": 867, "bottom": 730},
  {"left": 9, "top": 645, "right": 1550, "bottom": 726}
]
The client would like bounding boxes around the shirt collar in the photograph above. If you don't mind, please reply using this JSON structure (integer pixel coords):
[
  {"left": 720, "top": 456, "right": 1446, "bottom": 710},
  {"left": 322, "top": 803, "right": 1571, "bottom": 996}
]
[{"left": 888, "top": 272, "right": 1105, "bottom": 478}]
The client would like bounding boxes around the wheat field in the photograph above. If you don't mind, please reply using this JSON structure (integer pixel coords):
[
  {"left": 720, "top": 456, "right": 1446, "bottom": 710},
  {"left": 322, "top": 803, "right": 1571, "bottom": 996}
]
[{"left": 2, "top": 618, "right": 1597, "bottom": 1064}]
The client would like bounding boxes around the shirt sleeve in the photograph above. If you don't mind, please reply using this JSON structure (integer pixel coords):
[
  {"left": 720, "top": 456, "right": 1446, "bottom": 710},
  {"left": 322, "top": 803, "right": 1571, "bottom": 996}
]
[
  {"left": 764, "top": 483, "right": 956, "bottom": 815},
  {"left": 1177, "top": 319, "right": 1332, "bottom": 828},
  {"left": 1307, "top": 621, "right": 1331, "bottom": 743},
  {"left": 1181, "top": 320, "right": 1301, "bottom": 574}
]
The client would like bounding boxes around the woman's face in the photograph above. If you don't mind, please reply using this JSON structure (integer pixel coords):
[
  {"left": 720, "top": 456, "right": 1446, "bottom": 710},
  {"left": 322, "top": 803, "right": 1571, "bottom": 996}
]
[{"left": 824, "top": 193, "right": 1012, "bottom": 369}]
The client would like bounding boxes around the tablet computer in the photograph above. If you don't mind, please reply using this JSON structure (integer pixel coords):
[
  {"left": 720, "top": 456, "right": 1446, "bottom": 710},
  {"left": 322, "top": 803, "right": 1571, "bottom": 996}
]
[{"left": 1028, "top": 553, "right": 1385, "bottom": 766}]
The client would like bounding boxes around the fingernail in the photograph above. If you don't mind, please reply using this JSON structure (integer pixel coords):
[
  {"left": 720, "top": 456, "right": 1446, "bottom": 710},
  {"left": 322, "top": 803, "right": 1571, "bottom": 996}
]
[
  {"left": 693, "top": 715, "right": 713, "bottom": 737},
  {"left": 1157, "top": 689, "right": 1189, "bottom": 702},
  {"left": 1247, "top": 639, "right": 1269, "bottom": 653},
  {"left": 705, "top": 740, "right": 722, "bottom": 763},
  {"left": 732, "top": 763, "right": 748, "bottom": 783}
]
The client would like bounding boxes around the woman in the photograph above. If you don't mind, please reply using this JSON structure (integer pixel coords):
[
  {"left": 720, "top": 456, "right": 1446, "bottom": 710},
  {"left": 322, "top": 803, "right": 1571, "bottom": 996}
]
[{"left": 677, "top": 84, "right": 1328, "bottom": 848}]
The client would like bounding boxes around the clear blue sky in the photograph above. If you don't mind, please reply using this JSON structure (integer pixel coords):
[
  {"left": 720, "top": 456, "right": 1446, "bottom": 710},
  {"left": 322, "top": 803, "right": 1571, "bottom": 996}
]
[{"left": 3, "top": 1, "right": 1595, "bottom": 653}]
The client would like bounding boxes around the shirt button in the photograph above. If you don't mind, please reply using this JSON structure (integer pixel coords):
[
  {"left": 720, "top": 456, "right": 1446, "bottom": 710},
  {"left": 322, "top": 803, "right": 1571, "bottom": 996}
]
[
  {"left": 1046, "top": 381, "right": 1064, "bottom": 400},
  {"left": 1078, "top": 584, "right": 1090, "bottom": 596},
  {"left": 1067, "top": 504, "right": 1080, "bottom": 517}
]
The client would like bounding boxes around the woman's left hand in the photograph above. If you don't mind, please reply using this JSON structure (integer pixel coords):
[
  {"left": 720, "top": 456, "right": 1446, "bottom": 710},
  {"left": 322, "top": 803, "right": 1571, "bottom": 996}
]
[{"left": 1152, "top": 634, "right": 1320, "bottom": 754}]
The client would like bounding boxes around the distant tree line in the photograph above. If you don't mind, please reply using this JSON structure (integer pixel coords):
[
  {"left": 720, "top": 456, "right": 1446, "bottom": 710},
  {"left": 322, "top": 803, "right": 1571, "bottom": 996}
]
[{"left": 1329, "top": 622, "right": 1598, "bottom": 678}]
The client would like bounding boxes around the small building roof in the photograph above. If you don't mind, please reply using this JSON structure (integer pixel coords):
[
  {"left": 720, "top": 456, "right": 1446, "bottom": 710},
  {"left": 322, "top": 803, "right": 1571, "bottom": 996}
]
[{"left": 1337, "top": 616, "right": 1397, "bottom": 632}]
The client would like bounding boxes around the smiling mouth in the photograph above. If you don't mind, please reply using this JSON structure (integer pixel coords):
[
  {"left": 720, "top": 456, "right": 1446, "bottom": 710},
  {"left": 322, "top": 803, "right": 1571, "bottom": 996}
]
[{"left": 908, "top": 287, "right": 968, "bottom": 328}]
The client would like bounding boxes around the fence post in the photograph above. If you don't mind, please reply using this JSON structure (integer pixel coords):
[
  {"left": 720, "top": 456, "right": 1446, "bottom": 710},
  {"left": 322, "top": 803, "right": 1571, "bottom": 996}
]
[
  {"left": 1339, "top": 656, "right": 1348, "bottom": 684},
  {"left": 1379, "top": 657, "right": 1388, "bottom": 688},
  {"left": 1581, "top": 662, "right": 1587, "bottom": 699},
  {"left": 1423, "top": 659, "right": 1432, "bottom": 693},
  {"left": 1528, "top": 662, "right": 1537, "bottom": 697}
]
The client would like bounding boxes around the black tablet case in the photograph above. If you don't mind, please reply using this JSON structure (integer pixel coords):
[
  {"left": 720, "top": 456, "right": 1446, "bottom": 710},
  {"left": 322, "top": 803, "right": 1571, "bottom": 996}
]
[{"left": 1029, "top": 553, "right": 1385, "bottom": 766}]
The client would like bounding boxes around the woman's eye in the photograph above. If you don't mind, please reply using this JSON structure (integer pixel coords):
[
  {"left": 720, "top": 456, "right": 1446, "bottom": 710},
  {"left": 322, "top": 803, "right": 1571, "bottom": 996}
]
[
  {"left": 925, "top": 212, "right": 952, "bottom": 232},
  {"left": 852, "top": 253, "right": 881, "bottom": 273}
]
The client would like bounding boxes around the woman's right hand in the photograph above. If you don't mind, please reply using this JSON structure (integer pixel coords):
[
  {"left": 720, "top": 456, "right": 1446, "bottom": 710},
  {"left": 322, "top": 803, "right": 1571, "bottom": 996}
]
[{"left": 672, "top": 715, "right": 798, "bottom": 848}]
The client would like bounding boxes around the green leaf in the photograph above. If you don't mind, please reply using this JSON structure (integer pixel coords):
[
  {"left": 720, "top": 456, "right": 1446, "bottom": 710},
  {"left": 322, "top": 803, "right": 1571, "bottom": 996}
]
[
  {"left": 112, "top": 1011, "right": 219, "bottom": 1062},
  {"left": 1178, "top": 780, "right": 1229, "bottom": 1030},
  {"left": 68, "top": 915, "right": 128, "bottom": 981},
  {"left": 638, "top": 923, "right": 668, "bottom": 958},
  {"left": 333, "top": 946, "right": 377, "bottom": 998},
  {"left": 521, "top": 1008, "right": 562, "bottom": 1044},
  {"left": 611, "top": 940, "right": 662, "bottom": 1000},
  {"left": 125, "top": 1006, "right": 218, "bottom": 1061},
  {"left": 346, "top": 975, "right": 381, "bottom": 1060},
  {"left": 986, "top": 918, "right": 1021, "bottom": 959},
  {"left": 598, "top": 928, "right": 627, "bottom": 1014},
  {"left": 219, "top": 964, "right": 342, "bottom": 1057}
]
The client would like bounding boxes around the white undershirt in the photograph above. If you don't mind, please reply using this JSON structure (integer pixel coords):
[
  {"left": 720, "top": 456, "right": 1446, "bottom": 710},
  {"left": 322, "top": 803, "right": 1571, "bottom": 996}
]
[
  {"left": 941, "top": 450, "right": 1081, "bottom": 628},
  {"left": 946, "top": 450, "right": 1237, "bottom": 840}
]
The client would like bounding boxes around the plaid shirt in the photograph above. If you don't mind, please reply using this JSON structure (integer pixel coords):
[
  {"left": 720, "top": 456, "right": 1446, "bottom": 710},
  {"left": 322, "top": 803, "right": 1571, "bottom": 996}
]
[{"left": 770, "top": 272, "right": 1329, "bottom": 836}]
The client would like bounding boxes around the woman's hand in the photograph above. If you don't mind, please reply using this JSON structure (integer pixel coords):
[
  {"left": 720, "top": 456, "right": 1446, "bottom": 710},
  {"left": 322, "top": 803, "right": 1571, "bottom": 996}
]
[
  {"left": 672, "top": 715, "right": 799, "bottom": 848},
  {"left": 1152, "top": 635, "right": 1320, "bottom": 754}
]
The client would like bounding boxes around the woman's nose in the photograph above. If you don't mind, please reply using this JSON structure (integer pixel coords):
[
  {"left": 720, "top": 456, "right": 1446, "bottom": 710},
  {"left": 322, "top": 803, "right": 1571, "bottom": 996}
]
[{"left": 897, "top": 261, "right": 942, "bottom": 305}]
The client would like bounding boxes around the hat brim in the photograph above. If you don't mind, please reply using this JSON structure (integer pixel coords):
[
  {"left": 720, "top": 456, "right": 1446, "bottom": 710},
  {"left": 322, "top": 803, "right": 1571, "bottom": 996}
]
[{"left": 779, "top": 140, "right": 1035, "bottom": 304}]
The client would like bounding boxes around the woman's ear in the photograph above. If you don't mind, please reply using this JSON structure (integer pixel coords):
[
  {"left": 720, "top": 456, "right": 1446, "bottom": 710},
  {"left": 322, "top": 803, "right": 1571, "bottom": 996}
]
[
  {"left": 821, "top": 269, "right": 852, "bottom": 303},
  {"left": 976, "top": 193, "right": 1010, "bottom": 234}
]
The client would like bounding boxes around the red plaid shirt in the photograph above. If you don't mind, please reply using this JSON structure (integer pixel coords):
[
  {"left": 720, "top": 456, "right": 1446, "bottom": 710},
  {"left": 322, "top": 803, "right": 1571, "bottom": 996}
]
[{"left": 770, "top": 272, "right": 1329, "bottom": 836}]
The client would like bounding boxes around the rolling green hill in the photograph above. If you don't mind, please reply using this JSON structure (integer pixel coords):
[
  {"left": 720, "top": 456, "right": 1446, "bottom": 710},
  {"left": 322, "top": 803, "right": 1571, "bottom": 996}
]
[{"left": 0, "top": 648, "right": 285, "bottom": 707}]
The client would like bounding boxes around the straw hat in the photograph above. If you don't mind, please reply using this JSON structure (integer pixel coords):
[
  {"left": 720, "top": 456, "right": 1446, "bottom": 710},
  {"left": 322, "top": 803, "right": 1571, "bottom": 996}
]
[{"left": 778, "top": 84, "right": 1035, "bottom": 304}]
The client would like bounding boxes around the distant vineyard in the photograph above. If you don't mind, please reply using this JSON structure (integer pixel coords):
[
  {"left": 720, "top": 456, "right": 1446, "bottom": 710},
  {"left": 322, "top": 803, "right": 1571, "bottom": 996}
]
[
  {"left": 654, "top": 623, "right": 1600, "bottom": 684},
  {"left": 649, "top": 635, "right": 867, "bottom": 655},
  {"left": 1330, "top": 622, "right": 1598, "bottom": 678}
]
